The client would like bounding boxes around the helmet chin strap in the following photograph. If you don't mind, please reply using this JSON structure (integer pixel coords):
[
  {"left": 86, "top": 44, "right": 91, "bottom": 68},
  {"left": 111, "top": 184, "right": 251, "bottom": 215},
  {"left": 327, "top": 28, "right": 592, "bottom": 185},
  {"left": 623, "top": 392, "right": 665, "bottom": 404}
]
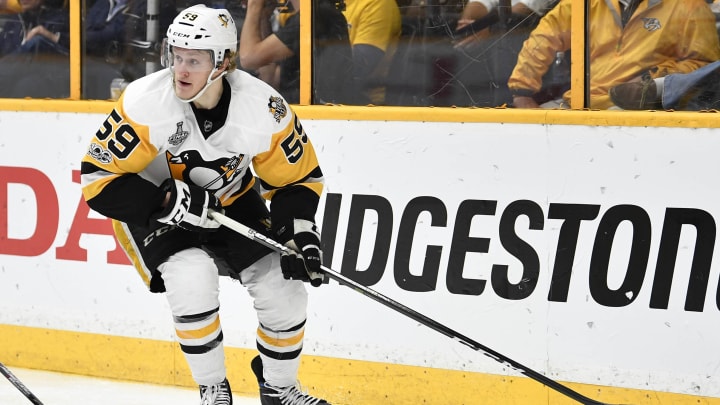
[{"left": 174, "top": 68, "right": 228, "bottom": 103}]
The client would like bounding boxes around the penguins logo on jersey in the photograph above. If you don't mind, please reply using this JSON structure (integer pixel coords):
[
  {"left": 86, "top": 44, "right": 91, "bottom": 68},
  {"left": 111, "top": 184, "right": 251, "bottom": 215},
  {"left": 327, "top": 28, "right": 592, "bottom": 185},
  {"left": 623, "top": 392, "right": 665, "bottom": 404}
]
[
  {"left": 642, "top": 17, "right": 661, "bottom": 32},
  {"left": 268, "top": 96, "right": 287, "bottom": 123},
  {"left": 169, "top": 122, "right": 189, "bottom": 146},
  {"left": 167, "top": 150, "right": 246, "bottom": 191}
]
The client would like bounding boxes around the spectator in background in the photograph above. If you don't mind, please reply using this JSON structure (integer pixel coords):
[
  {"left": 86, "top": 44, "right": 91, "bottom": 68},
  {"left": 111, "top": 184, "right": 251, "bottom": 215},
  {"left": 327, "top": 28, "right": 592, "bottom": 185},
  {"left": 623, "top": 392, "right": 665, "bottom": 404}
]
[
  {"left": 238, "top": 0, "right": 279, "bottom": 87},
  {"left": 0, "top": 0, "right": 69, "bottom": 98},
  {"left": 84, "top": 0, "right": 128, "bottom": 59},
  {"left": 343, "top": 0, "right": 401, "bottom": 104},
  {"left": 598, "top": 0, "right": 720, "bottom": 110},
  {"left": 0, "top": 0, "right": 128, "bottom": 98},
  {"left": 508, "top": 0, "right": 720, "bottom": 109},
  {"left": 454, "top": 0, "right": 556, "bottom": 48},
  {"left": 0, "top": 0, "right": 69, "bottom": 56},
  {"left": 81, "top": 0, "right": 130, "bottom": 100},
  {"left": 239, "top": 0, "right": 356, "bottom": 104}
]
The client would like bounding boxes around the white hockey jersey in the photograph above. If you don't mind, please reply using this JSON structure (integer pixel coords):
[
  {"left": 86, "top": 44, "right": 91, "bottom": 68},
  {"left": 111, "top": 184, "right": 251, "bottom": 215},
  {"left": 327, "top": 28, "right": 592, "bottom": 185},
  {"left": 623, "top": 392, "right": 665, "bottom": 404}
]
[{"left": 81, "top": 68, "right": 324, "bottom": 227}]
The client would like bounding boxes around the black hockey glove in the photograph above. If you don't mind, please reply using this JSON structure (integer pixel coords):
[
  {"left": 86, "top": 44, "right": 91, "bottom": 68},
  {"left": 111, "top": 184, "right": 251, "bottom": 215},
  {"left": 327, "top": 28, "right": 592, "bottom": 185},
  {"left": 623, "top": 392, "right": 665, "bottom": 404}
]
[
  {"left": 153, "top": 178, "right": 223, "bottom": 231},
  {"left": 278, "top": 219, "right": 326, "bottom": 287}
]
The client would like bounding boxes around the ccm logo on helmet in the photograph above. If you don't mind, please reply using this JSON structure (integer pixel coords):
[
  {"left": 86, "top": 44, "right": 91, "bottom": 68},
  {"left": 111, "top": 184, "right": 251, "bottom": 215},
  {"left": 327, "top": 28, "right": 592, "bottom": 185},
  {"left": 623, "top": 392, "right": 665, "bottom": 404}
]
[{"left": 172, "top": 32, "right": 191, "bottom": 38}]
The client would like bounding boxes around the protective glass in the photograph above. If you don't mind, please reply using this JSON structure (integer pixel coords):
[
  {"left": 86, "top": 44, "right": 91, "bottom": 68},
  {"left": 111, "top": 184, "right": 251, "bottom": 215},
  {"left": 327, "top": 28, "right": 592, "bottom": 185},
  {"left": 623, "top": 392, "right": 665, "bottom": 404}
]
[{"left": 161, "top": 39, "right": 215, "bottom": 73}]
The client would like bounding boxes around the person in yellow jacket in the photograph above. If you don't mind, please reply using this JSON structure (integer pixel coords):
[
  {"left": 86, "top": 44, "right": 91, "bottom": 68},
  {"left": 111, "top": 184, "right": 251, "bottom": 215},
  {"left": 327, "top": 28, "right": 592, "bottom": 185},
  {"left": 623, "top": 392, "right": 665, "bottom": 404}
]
[
  {"left": 508, "top": 0, "right": 720, "bottom": 109},
  {"left": 342, "top": 0, "right": 401, "bottom": 104}
]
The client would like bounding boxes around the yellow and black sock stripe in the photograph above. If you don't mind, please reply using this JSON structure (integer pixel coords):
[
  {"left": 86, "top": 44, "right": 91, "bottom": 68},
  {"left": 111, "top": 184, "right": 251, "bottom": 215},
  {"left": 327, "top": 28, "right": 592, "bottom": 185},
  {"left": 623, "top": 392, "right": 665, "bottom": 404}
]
[
  {"left": 174, "top": 307, "right": 223, "bottom": 355},
  {"left": 256, "top": 320, "right": 305, "bottom": 360}
]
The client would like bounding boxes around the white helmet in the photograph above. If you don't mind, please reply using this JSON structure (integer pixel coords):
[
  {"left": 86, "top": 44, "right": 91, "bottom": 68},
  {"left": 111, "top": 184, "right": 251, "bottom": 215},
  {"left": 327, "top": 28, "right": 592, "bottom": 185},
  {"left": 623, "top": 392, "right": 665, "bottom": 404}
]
[
  {"left": 163, "top": 5, "right": 237, "bottom": 103},
  {"left": 165, "top": 4, "right": 237, "bottom": 69}
]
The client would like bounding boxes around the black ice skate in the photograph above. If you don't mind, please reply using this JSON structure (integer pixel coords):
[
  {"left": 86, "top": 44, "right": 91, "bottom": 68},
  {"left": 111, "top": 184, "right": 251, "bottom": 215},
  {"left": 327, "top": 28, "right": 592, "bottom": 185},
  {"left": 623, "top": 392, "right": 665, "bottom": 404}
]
[
  {"left": 199, "top": 378, "right": 233, "bottom": 405},
  {"left": 251, "top": 355, "right": 330, "bottom": 405}
]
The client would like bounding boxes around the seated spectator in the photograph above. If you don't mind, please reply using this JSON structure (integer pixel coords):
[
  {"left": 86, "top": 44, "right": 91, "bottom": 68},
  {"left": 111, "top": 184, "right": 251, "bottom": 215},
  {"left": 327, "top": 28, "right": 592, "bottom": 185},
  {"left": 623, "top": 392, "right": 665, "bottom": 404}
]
[
  {"left": 380, "top": 0, "right": 559, "bottom": 108},
  {"left": 311, "top": 0, "right": 360, "bottom": 104},
  {"left": 239, "top": 0, "right": 356, "bottom": 104},
  {"left": 0, "top": 0, "right": 69, "bottom": 56},
  {"left": 85, "top": 0, "right": 128, "bottom": 60},
  {"left": 399, "top": 0, "right": 556, "bottom": 107},
  {"left": 433, "top": 0, "right": 560, "bottom": 107},
  {"left": 0, "top": 0, "right": 128, "bottom": 98},
  {"left": 0, "top": 0, "right": 69, "bottom": 98},
  {"left": 508, "top": 0, "right": 720, "bottom": 109},
  {"left": 454, "top": 0, "right": 556, "bottom": 48},
  {"left": 81, "top": 0, "right": 132, "bottom": 99},
  {"left": 343, "top": 0, "right": 402, "bottom": 104},
  {"left": 610, "top": 59, "right": 720, "bottom": 110}
]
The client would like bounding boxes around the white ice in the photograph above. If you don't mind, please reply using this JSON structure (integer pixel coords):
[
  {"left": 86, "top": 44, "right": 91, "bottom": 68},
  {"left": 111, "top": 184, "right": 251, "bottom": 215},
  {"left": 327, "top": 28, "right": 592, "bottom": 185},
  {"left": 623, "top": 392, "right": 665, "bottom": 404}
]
[{"left": 0, "top": 367, "right": 258, "bottom": 405}]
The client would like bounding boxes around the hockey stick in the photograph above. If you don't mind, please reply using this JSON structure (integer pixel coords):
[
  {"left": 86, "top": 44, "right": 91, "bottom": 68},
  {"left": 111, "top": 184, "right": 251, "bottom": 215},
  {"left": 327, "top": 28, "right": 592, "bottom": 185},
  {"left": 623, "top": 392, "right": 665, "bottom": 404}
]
[
  {"left": 209, "top": 211, "right": 627, "bottom": 405},
  {"left": 0, "top": 362, "right": 45, "bottom": 405}
]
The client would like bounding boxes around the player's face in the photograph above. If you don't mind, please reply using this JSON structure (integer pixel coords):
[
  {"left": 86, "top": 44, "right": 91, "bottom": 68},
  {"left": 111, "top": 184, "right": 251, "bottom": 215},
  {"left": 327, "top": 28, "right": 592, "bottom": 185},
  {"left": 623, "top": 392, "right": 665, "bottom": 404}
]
[{"left": 171, "top": 47, "right": 215, "bottom": 99}]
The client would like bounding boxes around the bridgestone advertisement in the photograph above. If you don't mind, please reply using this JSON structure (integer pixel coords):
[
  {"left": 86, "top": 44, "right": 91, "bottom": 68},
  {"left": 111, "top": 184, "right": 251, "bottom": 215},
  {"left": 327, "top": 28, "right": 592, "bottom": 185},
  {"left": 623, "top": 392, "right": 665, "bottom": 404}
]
[{"left": 1, "top": 111, "right": 719, "bottom": 403}]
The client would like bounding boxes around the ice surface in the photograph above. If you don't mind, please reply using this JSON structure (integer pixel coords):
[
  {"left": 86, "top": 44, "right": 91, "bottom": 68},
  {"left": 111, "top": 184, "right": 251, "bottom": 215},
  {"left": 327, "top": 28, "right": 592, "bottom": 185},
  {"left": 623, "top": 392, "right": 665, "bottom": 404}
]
[{"left": 0, "top": 367, "right": 258, "bottom": 405}]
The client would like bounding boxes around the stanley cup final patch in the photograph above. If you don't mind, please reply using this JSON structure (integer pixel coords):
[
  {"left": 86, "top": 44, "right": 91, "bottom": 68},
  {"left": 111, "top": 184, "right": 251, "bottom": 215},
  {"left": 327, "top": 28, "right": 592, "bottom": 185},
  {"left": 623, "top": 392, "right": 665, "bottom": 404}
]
[
  {"left": 169, "top": 121, "right": 189, "bottom": 146},
  {"left": 268, "top": 96, "right": 287, "bottom": 123}
]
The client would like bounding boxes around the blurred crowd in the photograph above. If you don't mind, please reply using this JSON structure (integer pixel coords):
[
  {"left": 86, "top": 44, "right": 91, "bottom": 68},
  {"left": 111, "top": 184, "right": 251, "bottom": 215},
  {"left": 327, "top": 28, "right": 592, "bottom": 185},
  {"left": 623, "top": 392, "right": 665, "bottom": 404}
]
[{"left": 0, "top": 0, "right": 718, "bottom": 110}]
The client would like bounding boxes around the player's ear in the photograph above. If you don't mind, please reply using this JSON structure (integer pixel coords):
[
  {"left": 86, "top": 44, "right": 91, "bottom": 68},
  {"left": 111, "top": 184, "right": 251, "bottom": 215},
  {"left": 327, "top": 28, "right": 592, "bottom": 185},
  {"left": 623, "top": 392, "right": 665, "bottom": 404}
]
[{"left": 220, "top": 57, "right": 231, "bottom": 72}]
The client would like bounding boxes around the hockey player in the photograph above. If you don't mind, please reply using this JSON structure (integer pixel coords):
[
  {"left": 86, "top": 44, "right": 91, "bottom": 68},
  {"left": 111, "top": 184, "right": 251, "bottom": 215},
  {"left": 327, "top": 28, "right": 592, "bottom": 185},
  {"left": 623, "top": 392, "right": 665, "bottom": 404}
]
[{"left": 80, "top": 4, "right": 330, "bottom": 405}]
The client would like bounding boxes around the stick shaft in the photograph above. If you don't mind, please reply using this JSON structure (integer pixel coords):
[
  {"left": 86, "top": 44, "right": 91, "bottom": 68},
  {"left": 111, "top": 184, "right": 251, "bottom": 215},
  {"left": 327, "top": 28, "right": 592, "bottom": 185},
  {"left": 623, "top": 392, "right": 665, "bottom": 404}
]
[
  {"left": 209, "top": 211, "right": 614, "bottom": 405},
  {"left": 0, "top": 362, "right": 44, "bottom": 405}
]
